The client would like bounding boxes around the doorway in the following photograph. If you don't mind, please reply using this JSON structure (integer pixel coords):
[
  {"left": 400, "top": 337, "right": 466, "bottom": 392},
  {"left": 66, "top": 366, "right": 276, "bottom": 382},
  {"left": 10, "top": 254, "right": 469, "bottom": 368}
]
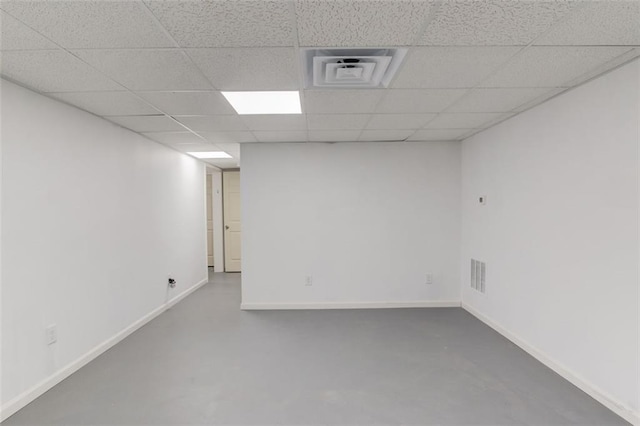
[
  {"left": 223, "top": 170, "right": 241, "bottom": 272},
  {"left": 206, "top": 174, "right": 214, "bottom": 267}
]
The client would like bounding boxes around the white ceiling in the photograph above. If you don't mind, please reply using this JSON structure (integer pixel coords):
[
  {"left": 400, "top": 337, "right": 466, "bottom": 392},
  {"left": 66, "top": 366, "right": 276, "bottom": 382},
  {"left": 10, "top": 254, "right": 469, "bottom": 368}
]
[{"left": 1, "top": 0, "right": 639, "bottom": 168}]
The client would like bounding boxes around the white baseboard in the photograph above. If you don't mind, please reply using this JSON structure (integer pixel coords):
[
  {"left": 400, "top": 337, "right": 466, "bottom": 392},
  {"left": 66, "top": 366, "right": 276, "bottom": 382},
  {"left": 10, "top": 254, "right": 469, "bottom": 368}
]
[
  {"left": 0, "top": 277, "right": 208, "bottom": 423},
  {"left": 241, "top": 300, "right": 461, "bottom": 310},
  {"left": 462, "top": 302, "right": 640, "bottom": 426}
]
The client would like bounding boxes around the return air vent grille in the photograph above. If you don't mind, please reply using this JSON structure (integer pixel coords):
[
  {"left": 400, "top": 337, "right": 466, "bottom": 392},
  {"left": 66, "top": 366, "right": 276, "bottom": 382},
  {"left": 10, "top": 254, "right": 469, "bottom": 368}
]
[
  {"left": 302, "top": 48, "right": 408, "bottom": 89},
  {"left": 470, "top": 259, "right": 486, "bottom": 293}
]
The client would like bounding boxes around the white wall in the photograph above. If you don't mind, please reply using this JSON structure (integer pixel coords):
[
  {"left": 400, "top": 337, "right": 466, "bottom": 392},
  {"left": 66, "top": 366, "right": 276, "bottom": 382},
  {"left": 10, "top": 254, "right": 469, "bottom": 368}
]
[
  {"left": 461, "top": 59, "right": 639, "bottom": 421},
  {"left": 241, "top": 142, "right": 461, "bottom": 308},
  {"left": 0, "top": 80, "right": 208, "bottom": 419}
]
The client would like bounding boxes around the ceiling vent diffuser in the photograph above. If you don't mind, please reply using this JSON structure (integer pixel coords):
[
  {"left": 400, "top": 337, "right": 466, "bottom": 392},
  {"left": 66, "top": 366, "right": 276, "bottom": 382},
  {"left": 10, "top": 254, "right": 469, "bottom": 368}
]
[{"left": 302, "top": 48, "right": 408, "bottom": 89}]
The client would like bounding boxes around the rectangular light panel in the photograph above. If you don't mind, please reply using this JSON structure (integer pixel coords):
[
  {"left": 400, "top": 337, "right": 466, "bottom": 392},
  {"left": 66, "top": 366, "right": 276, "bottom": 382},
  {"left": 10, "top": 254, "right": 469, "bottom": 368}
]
[
  {"left": 221, "top": 91, "right": 302, "bottom": 115},
  {"left": 187, "top": 151, "right": 232, "bottom": 159}
]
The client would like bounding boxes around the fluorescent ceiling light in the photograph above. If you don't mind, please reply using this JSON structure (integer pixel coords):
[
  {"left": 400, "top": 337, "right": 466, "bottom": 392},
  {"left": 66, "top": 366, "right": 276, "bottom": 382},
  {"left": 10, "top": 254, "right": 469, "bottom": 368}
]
[
  {"left": 221, "top": 91, "right": 302, "bottom": 115},
  {"left": 187, "top": 151, "right": 232, "bottom": 159}
]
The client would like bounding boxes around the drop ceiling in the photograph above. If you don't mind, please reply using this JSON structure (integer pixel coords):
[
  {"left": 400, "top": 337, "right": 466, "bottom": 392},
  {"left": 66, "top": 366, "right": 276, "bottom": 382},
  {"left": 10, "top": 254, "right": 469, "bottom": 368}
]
[{"left": 1, "top": 0, "right": 638, "bottom": 168}]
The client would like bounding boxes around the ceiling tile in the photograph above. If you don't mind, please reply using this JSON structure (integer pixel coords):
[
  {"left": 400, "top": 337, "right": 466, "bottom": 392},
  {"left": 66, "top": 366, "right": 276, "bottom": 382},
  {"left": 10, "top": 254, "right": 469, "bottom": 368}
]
[
  {"left": 1, "top": 1, "right": 174, "bottom": 48},
  {"left": 307, "top": 114, "right": 370, "bottom": 130},
  {"left": 204, "top": 158, "right": 240, "bottom": 169},
  {"left": 425, "top": 113, "right": 506, "bottom": 129},
  {"left": 240, "top": 115, "right": 307, "bottom": 131},
  {"left": 407, "top": 129, "right": 471, "bottom": 141},
  {"left": 419, "top": 1, "right": 576, "bottom": 46},
  {"left": 393, "top": 47, "right": 520, "bottom": 88},
  {"left": 108, "top": 115, "right": 185, "bottom": 132},
  {"left": 295, "top": 0, "right": 434, "bottom": 47},
  {"left": 74, "top": 49, "right": 213, "bottom": 91},
  {"left": 366, "top": 114, "right": 436, "bottom": 130},
  {"left": 480, "top": 46, "right": 633, "bottom": 88},
  {"left": 199, "top": 131, "right": 257, "bottom": 144},
  {"left": 253, "top": 131, "right": 308, "bottom": 142},
  {"left": 535, "top": 1, "right": 640, "bottom": 46},
  {"left": 304, "top": 90, "right": 384, "bottom": 114},
  {"left": 0, "top": 50, "right": 122, "bottom": 92},
  {"left": 308, "top": 130, "right": 361, "bottom": 142},
  {"left": 359, "top": 130, "right": 414, "bottom": 141},
  {"left": 142, "top": 132, "right": 206, "bottom": 145},
  {"left": 447, "top": 88, "right": 562, "bottom": 113},
  {"left": 49, "top": 91, "right": 161, "bottom": 116},
  {"left": 187, "top": 48, "right": 298, "bottom": 90},
  {"left": 144, "top": 0, "right": 294, "bottom": 47},
  {"left": 173, "top": 143, "right": 223, "bottom": 152},
  {"left": 136, "top": 91, "right": 235, "bottom": 115},
  {"left": 213, "top": 142, "right": 241, "bottom": 157},
  {"left": 514, "top": 89, "right": 567, "bottom": 113},
  {"left": 175, "top": 115, "right": 247, "bottom": 132},
  {"left": 375, "top": 89, "right": 467, "bottom": 114},
  {"left": 0, "top": 11, "right": 58, "bottom": 50}
]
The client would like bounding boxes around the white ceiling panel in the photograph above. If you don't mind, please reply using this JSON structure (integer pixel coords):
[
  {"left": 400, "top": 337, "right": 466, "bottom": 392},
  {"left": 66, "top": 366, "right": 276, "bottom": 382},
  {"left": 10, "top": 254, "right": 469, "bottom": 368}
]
[
  {"left": 0, "top": 50, "right": 122, "bottom": 92},
  {"left": 304, "top": 90, "right": 384, "bottom": 114},
  {"left": 0, "top": 1, "right": 174, "bottom": 49},
  {"left": 393, "top": 46, "right": 521, "bottom": 88},
  {"left": 141, "top": 132, "right": 206, "bottom": 145},
  {"left": 366, "top": 114, "right": 436, "bottom": 130},
  {"left": 308, "top": 130, "right": 361, "bottom": 142},
  {"left": 240, "top": 115, "right": 307, "bottom": 131},
  {"left": 187, "top": 48, "right": 299, "bottom": 90},
  {"left": 136, "top": 91, "right": 235, "bottom": 116},
  {"left": 50, "top": 91, "right": 161, "bottom": 116},
  {"left": 172, "top": 143, "right": 223, "bottom": 152},
  {"left": 375, "top": 89, "right": 467, "bottom": 114},
  {"left": 425, "top": 113, "right": 506, "bottom": 129},
  {"left": 447, "top": 88, "right": 562, "bottom": 113},
  {"left": 419, "top": 1, "right": 576, "bottom": 46},
  {"left": 407, "top": 129, "right": 471, "bottom": 141},
  {"left": 203, "top": 158, "right": 240, "bottom": 169},
  {"left": 108, "top": 115, "right": 186, "bottom": 132},
  {"left": 307, "top": 114, "right": 371, "bottom": 130},
  {"left": 74, "top": 49, "right": 213, "bottom": 91},
  {"left": 295, "top": 0, "right": 434, "bottom": 47},
  {"left": 213, "top": 142, "right": 241, "bottom": 157},
  {"left": 513, "top": 89, "right": 568, "bottom": 113},
  {"left": 535, "top": 1, "right": 640, "bottom": 46},
  {"left": 253, "top": 131, "right": 308, "bottom": 142},
  {"left": 199, "top": 131, "right": 257, "bottom": 144},
  {"left": 175, "top": 115, "right": 247, "bottom": 132},
  {"left": 480, "top": 46, "right": 633, "bottom": 88},
  {"left": 359, "top": 130, "right": 414, "bottom": 141},
  {"left": 0, "top": 11, "right": 58, "bottom": 50},
  {"left": 144, "top": 0, "right": 294, "bottom": 47}
]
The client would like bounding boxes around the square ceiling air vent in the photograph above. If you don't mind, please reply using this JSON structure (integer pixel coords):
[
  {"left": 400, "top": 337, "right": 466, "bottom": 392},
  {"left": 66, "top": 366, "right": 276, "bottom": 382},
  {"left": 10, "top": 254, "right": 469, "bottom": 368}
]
[{"left": 302, "top": 48, "right": 408, "bottom": 89}]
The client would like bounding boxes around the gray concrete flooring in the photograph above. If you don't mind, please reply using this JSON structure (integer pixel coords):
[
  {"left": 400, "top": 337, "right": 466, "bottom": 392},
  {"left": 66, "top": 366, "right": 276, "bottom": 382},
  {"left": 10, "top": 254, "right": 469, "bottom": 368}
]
[{"left": 5, "top": 270, "right": 628, "bottom": 425}]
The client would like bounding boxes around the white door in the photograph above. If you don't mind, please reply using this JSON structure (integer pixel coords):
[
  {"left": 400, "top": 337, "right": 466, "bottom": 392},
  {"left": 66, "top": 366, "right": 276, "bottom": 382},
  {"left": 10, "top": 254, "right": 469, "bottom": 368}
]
[
  {"left": 223, "top": 171, "right": 241, "bottom": 272},
  {"left": 206, "top": 174, "right": 214, "bottom": 267}
]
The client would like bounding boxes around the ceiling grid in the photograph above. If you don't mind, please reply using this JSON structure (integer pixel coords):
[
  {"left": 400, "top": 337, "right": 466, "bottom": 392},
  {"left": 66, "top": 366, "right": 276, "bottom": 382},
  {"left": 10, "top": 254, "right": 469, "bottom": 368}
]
[{"left": 0, "top": 0, "right": 638, "bottom": 167}]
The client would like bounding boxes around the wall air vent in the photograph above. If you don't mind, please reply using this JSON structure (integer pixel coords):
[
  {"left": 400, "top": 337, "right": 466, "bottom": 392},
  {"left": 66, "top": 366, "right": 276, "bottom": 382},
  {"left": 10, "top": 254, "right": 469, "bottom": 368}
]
[
  {"left": 302, "top": 48, "right": 408, "bottom": 89},
  {"left": 470, "top": 259, "right": 486, "bottom": 294}
]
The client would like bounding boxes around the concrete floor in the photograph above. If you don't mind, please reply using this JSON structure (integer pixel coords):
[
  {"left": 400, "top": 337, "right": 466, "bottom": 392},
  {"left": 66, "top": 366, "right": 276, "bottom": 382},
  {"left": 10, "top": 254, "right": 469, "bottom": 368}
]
[{"left": 5, "top": 270, "right": 628, "bottom": 425}]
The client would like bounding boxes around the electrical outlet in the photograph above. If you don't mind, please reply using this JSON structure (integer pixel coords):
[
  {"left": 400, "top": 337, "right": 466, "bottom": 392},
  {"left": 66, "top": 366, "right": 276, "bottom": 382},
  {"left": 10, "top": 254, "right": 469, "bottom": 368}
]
[
  {"left": 305, "top": 276, "right": 313, "bottom": 286},
  {"left": 45, "top": 324, "right": 57, "bottom": 345},
  {"left": 426, "top": 273, "right": 433, "bottom": 285}
]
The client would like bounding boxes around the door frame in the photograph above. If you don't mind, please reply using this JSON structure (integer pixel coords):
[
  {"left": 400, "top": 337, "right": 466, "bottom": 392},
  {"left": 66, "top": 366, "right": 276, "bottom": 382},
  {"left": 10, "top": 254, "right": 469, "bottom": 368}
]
[
  {"left": 206, "top": 167, "right": 224, "bottom": 271},
  {"left": 222, "top": 168, "right": 240, "bottom": 272}
]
